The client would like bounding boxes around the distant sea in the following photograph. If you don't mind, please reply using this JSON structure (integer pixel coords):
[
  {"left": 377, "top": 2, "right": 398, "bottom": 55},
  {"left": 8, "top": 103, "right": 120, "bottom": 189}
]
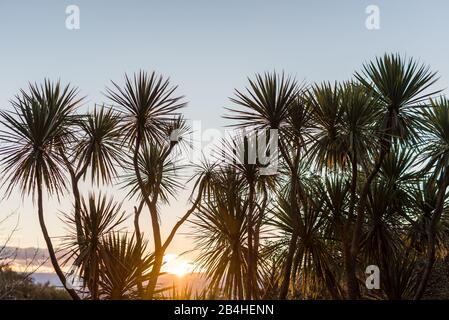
[
  {"left": 32, "top": 272, "right": 207, "bottom": 292},
  {"left": 32, "top": 273, "right": 62, "bottom": 287}
]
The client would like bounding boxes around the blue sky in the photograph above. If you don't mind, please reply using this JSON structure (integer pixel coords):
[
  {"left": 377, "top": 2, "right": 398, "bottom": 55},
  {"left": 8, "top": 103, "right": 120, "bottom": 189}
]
[{"left": 1, "top": 0, "right": 449, "bottom": 254}]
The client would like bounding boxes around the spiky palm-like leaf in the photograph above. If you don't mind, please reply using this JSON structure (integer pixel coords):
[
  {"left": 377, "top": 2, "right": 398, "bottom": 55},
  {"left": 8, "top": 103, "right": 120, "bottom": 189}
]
[
  {"left": 355, "top": 53, "right": 440, "bottom": 143},
  {"left": 225, "top": 71, "right": 300, "bottom": 130},
  {"left": 420, "top": 97, "right": 449, "bottom": 178},
  {"left": 339, "top": 81, "right": 380, "bottom": 167},
  {"left": 0, "top": 80, "right": 82, "bottom": 197},
  {"left": 106, "top": 71, "right": 186, "bottom": 147},
  {"left": 379, "top": 145, "right": 419, "bottom": 186},
  {"left": 314, "top": 174, "right": 349, "bottom": 238},
  {"left": 406, "top": 178, "right": 449, "bottom": 255},
  {"left": 190, "top": 169, "right": 248, "bottom": 299},
  {"left": 307, "top": 82, "right": 347, "bottom": 169},
  {"left": 267, "top": 190, "right": 342, "bottom": 299},
  {"left": 60, "top": 193, "right": 126, "bottom": 298},
  {"left": 122, "top": 144, "right": 185, "bottom": 204},
  {"left": 75, "top": 105, "right": 124, "bottom": 184},
  {"left": 99, "top": 232, "right": 155, "bottom": 300}
]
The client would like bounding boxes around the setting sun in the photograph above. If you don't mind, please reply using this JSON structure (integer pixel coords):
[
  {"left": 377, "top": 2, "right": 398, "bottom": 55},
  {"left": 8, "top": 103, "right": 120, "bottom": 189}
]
[{"left": 162, "top": 254, "right": 195, "bottom": 277}]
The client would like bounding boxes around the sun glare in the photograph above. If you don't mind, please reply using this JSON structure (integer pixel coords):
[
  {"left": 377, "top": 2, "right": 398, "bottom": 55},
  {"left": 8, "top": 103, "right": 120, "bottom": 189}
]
[{"left": 163, "top": 254, "right": 195, "bottom": 277}]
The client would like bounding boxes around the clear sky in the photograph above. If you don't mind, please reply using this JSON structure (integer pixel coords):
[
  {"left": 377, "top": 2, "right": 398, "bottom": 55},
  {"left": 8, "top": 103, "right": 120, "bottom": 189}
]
[{"left": 1, "top": 0, "right": 449, "bottom": 257}]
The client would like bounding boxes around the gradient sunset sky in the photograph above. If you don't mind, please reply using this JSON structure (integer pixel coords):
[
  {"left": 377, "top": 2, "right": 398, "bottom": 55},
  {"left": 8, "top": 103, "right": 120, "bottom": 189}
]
[{"left": 1, "top": 0, "right": 449, "bottom": 259}]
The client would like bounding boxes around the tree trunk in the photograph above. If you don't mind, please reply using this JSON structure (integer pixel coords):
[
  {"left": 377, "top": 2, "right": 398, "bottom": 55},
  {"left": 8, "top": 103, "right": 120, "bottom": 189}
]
[
  {"left": 59, "top": 151, "right": 85, "bottom": 249},
  {"left": 278, "top": 144, "right": 301, "bottom": 300},
  {"left": 146, "top": 185, "right": 204, "bottom": 298},
  {"left": 145, "top": 200, "right": 163, "bottom": 299},
  {"left": 344, "top": 244, "right": 360, "bottom": 299},
  {"left": 346, "top": 147, "right": 387, "bottom": 299},
  {"left": 36, "top": 171, "right": 80, "bottom": 300},
  {"left": 343, "top": 152, "right": 358, "bottom": 299},
  {"left": 345, "top": 109, "right": 394, "bottom": 299},
  {"left": 246, "top": 182, "right": 255, "bottom": 300},
  {"left": 60, "top": 151, "right": 91, "bottom": 297},
  {"left": 70, "top": 175, "right": 84, "bottom": 250},
  {"left": 279, "top": 229, "right": 299, "bottom": 299},
  {"left": 134, "top": 201, "right": 144, "bottom": 297},
  {"left": 131, "top": 136, "right": 163, "bottom": 299},
  {"left": 414, "top": 171, "right": 449, "bottom": 300},
  {"left": 252, "top": 187, "right": 267, "bottom": 300}
]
